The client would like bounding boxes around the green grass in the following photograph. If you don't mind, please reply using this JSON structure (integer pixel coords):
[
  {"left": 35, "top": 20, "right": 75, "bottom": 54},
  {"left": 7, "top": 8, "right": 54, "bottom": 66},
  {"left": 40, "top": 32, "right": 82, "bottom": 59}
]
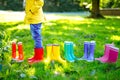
[{"left": 0, "top": 14, "right": 120, "bottom": 80}]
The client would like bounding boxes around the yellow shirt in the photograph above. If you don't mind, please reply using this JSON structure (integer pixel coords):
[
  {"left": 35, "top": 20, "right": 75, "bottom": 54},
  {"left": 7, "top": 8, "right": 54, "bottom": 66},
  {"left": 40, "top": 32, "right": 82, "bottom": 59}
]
[{"left": 24, "top": 0, "right": 46, "bottom": 24}]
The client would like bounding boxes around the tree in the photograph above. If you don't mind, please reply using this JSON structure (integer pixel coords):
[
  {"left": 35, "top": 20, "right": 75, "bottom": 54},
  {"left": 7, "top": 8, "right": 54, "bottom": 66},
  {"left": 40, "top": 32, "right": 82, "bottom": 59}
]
[{"left": 89, "top": 0, "right": 104, "bottom": 18}]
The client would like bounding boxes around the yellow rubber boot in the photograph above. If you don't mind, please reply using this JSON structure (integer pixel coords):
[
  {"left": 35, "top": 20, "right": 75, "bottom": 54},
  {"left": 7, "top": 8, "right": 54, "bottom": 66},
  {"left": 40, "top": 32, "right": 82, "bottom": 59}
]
[
  {"left": 45, "top": 44, "right": 53, "bottom": 63},
  {"left": 52, "top": 44, "right": 66, "bottom": 64}
]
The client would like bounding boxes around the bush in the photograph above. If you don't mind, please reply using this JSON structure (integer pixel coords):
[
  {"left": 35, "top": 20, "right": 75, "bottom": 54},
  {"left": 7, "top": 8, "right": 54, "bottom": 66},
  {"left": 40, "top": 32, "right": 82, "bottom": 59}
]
[
  {"left": 0, "top": 31, "right": 10, "bottom": 63},
  {"left": 0, "top": 0, "right": 23, "bottom": 11}
]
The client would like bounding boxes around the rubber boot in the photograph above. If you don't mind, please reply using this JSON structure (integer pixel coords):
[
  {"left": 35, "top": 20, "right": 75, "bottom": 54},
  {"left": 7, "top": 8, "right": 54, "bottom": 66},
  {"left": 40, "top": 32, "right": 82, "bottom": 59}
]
[
  {"left": 45, "top": 44, "right": 53, "bottom": 63},
  {"left": 28, "top": 48, "right": 44, "bottom": 64},
  {"left": 87, "top": 41, "right": 96, "bottom": 62},
  {"left": 79, "top": 41, "right": 90, "bottom": 60},
  {"left": 95, "top": 44, "right": 113, "bottom": 61},
  {"left": 96, "top": 45, "right": 119, "bottom": 63},
  {"left": 64, "top": 41, "right": 75, "bottom": 62},
  {"left": 52, "top": 44, "right": 66, "bottom": 63},
  {"left": 17, "top": 42, "right": 24, "bottom": 62},
  {"left": 69, "top": 42, "right": 80, "bottom": 60},
  {"left": 12, "top": 41, "right": 17, "bottom": 60},
  {"left": 104, "top": 46, "right": 119, "bottom": 63}
]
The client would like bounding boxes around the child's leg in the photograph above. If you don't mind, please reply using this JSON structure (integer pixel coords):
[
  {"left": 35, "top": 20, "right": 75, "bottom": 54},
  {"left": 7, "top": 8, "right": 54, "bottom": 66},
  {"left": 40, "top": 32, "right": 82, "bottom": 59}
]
[
  {"left": 30, "top": 23, "right": 42, "bottom": 48},
  {"left": 28, "top": 23, "right": 44, "bottom": 63}
]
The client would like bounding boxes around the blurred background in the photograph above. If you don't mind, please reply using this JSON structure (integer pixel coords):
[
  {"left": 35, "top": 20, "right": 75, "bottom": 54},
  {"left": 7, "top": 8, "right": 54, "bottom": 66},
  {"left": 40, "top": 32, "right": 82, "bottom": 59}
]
[{"left": 0, "top": 0, "right": 120, "bottom": 12}]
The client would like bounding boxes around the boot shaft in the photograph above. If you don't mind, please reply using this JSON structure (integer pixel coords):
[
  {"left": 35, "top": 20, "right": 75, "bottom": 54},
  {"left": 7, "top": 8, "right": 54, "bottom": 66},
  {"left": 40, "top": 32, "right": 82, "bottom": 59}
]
[
  {"left": 107, "top": 46, "right": 119, "bottom": 63},
  {"left": 18, "top": 42, "right": 23, "bottom": 55},
  {"left": 64, "top": 41, "right": 73, "bottom": 56},
  {"left": 87, "top": 41, "right": 96, "bottom": 61},
  {"left": 34, "top": 48, "right": 44, "bottom": 60},
  {"left": 83, "top": 41, "right": 90, "bottom": 58},
  {"left": 46, "top": 44, "right": 53, "bottom": 60},
  {"left": 64, "top": 41, "right": 75, "bottom": 62},
  {"left": 103, "top": 44, "right": 114, "bottom": 58},
  {"left": 12, "top": 41, "right": 16, "bottom": 59},
  {"left": 18, "top": 42, "right": 24, "bottom": 61},
  {"left": 89, "top": 41, "right": 96, "bottom": 56},
  {"left": 52, "top": 44, "right": 60, "bottom": 60},
  {"left": 52, "top": 44, "right": 66, "bottom": 63}
]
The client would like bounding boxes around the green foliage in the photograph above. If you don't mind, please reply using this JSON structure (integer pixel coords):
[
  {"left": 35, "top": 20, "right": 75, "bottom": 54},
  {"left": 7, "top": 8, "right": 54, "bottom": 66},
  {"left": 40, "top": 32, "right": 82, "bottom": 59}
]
[
  {"left": 0, "top": 0, "right": 23, "bottom": 11},
  {"left": 0, "top": 31, "right": 10, "bottom": 63},
  {"left": 0, "top": 14, "right": 120, "bottom": 79},
  {"left": 0, "top": 0, "right": 120, "bottom": 11},
  {"left": 101, "top": 0, "right": 120, "bottom": 8},
  {"left": 43, "top": 0, "right": 83, "bottom": 12}
]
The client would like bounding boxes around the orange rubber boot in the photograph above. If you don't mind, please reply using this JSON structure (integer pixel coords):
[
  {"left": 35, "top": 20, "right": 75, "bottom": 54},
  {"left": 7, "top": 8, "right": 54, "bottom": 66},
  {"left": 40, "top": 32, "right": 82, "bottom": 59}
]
[
  {"left": 28, "top": 48, "right": 44, "bottom": 64},
  {"left": 12, "top": 41, "right": 17, "bottom": 60},
  {"left": 17, "top": 42, "right": 24, "bottom": 62}
]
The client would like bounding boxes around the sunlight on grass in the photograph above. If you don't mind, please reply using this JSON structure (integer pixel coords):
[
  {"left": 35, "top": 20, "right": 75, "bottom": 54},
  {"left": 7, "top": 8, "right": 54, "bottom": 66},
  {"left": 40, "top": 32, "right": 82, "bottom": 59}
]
[
  {"left": 62, "top": 25, "right": 82, "bottom": 31},
  {"left": 106, "top": 26, "right": 115, "bottom": 30},
  {"left": 52, "top": 64, "right": 66, "bottom": 77},
  {"left": 6, "top": 24, "right": 29, "bottom": 31},
  {"left": 74, "top": 27, "right": 82, "bottom": 31},
  {"left": 26, "top": 68, "right": 35, "bottom": 76},
  {"left": 62, "top": 26, "right": 68, "bottom": 30},
  {"left": 44, "top": 22, "right": 56, "bottom": 26},
  {"left": 110, "top": 35, "right": 120, "bottom": 41}
]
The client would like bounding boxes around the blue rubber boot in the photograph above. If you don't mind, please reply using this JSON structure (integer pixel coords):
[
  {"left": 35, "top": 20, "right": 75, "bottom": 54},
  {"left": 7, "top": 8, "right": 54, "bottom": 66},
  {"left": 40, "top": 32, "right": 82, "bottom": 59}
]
[
  {"left": 64, "top": 41, "right": 75, "bottom": 62},
  {"left": 87, "top": 41, "right": 96, "bottom": 62},
  {"left": 79, "top": 41, "right": 90, "bottom": 60}
]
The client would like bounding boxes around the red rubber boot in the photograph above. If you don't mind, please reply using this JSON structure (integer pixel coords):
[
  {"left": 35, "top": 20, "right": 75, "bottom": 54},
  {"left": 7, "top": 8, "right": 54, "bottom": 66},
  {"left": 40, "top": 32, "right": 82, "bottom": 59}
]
[
  {"left": 28, "top": 48, "right": 44, "bottom": 64},
  {"left": 12, "top": 41, "right": 17, "bottom": 60},
  {"left": 17, "top": 42, "right": 24, "bottom": 62}
]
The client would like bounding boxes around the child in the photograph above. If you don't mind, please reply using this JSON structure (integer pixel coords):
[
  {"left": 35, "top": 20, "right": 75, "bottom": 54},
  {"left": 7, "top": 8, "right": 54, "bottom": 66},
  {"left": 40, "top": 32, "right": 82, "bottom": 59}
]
[{"left": 24, "top": 0, "right": 46, "bottom": 64}]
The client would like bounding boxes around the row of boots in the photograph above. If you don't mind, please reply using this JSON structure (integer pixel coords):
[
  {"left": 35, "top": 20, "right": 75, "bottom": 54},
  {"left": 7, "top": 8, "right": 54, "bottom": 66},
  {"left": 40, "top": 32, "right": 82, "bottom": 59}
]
[
  {"left": 12, "top": 41, "right": 119, "bottom": 64},
  {"left": 64, "top": 41, "right": 96, "bottom": 62},
  {"left": 64, "top": 41, "right": 119, "bottom": 63},
  {"left": 11, "top": 41, "right": 96, "bottom": 63},
  {"left": 12, "top": 41, "right": 44, "bottom": 64}
]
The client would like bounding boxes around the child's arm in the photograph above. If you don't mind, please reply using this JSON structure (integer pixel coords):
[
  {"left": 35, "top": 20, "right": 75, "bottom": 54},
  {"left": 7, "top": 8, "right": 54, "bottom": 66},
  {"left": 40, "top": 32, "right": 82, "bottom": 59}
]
[{"left": 30, "top": 0, "right": 44, "bottom": 14}]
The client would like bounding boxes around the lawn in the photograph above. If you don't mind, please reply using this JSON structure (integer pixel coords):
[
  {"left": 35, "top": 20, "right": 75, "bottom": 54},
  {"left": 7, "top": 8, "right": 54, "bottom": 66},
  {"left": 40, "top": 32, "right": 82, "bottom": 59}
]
[{"left": 0, "top": 12, "right": 120, "bottom": 80}]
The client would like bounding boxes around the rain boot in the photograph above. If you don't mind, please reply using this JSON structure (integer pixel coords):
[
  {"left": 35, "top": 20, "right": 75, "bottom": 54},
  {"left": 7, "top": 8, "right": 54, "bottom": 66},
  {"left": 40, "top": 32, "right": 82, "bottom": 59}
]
[
  {"left": 105, "top": 46, "right": 119, "bottom": 63},
  {"left": 45, "top": 44, "right": 53, "bottom": 63},
  {"left": 52, "top": 44, "right": 66, "bottom": 63},
  {"left": 17, "top": 42, "right": 24, "bottom": 62},
  {"left": 79, "top": 41, "right": 90, "bottom": 60},
  {"left": 87, "top": 41, "right": 96, "bottom": 62},
  {"left": 12, "top": 41, "right": 17, "bottom": 60},
  {"left": 28, "top": 48, "right": 44, "bottom": 64},
  {"left": 97, "top": 45, "right": 119, "bottom": 63},
  {"left": 95, "top": 44, "right": 113, "bottom": 61},
  {"left": 64, "top": 41, "right": 75, "bottom": 62},
  {"left": 69, "top": 42, "right": 80, "bottom": 60}
]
